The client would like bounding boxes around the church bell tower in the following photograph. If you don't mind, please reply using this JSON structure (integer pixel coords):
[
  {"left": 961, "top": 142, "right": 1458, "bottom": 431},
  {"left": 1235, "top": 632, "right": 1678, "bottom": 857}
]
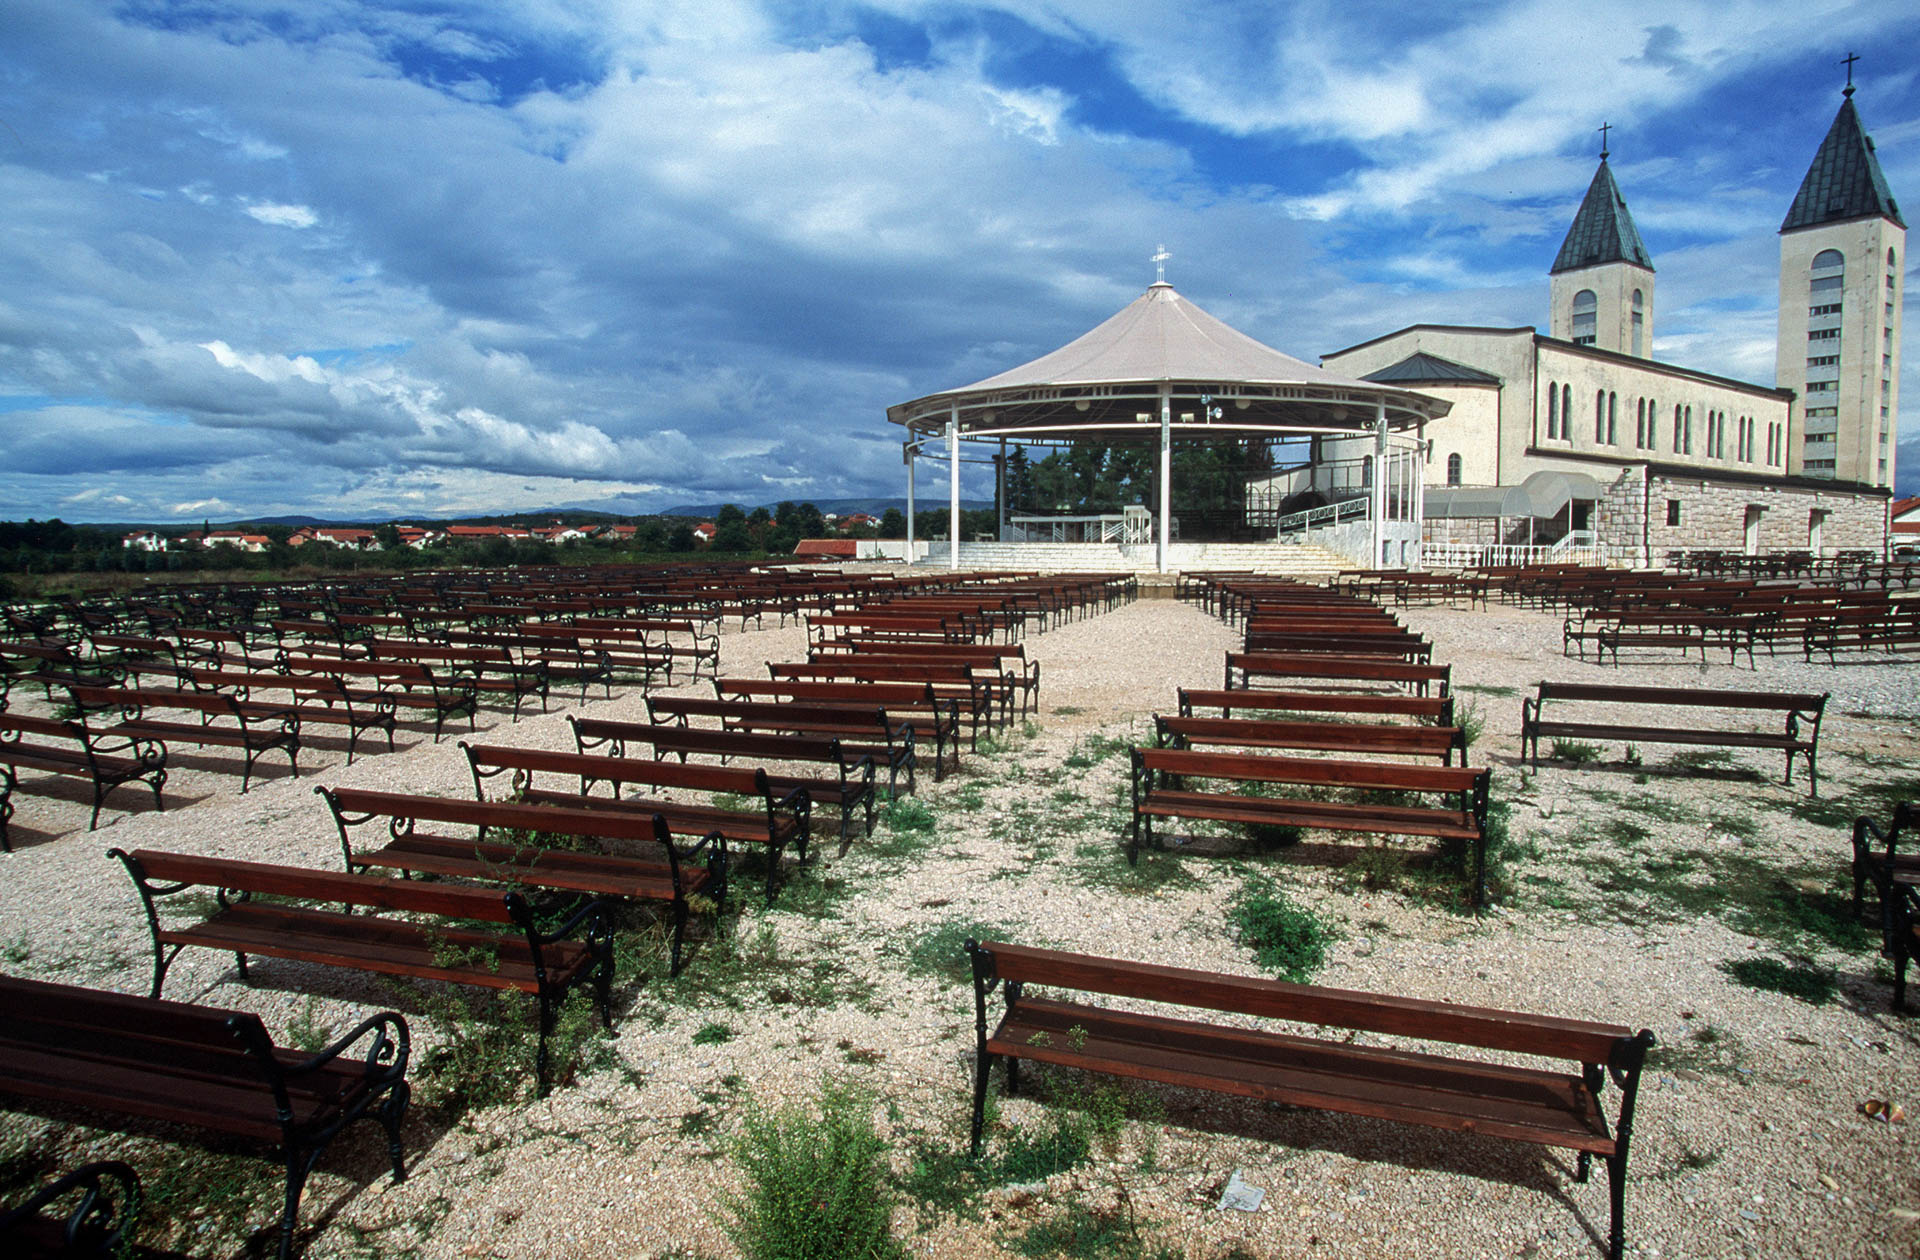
[
  {"left": 1776, "top": 62, "right": 1905, "bottom": 487},
  {"left": 1549, "top": 128, "right": 1656, "bottom": 358}
]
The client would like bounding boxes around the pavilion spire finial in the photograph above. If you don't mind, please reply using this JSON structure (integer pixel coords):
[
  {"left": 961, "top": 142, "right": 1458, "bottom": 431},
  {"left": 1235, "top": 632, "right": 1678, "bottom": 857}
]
[
  {"left": 1151, "top": 244, "right": 1171, "bottom": 285},
  {"left": 1842, "top": 51, "right": 1859, "bottom": 97},
  {"left": 1598, "top": 121, "right": 1611, "bottom": 161}
]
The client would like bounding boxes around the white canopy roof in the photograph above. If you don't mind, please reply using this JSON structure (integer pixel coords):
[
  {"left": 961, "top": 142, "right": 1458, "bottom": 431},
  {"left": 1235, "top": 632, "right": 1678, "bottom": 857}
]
[{"left": 888, "top": 283, "right": 1448, "bottom": 439}]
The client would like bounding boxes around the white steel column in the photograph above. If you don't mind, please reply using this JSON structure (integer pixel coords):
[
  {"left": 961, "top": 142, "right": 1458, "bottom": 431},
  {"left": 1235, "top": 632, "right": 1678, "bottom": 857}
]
[
  {"left": 1157, "top": 385, "right": 1172, "bottom": 573},
  {"left": 948, "top": 407, "right": 961, "bottom": 571},
  {"left": 997, "top": 437, "right": 1007, "bottom": 540},
  {"left": 904, "top": 439, "right": 916, "bottom": 562},
  {"left": 1411, "top": 424, "right": 1427, "bottom": 568},
  {"left": 1370, "top": 401, "right": 1389, "bottom": 569}
]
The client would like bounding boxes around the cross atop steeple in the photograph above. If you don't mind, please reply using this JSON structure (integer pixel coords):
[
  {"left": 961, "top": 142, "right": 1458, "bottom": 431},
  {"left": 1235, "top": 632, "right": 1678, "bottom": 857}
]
[
  {"left": 1842, "top": 52, "right": 1859, "bottom": 97},
  {"left": 1598, "top": 122, "right": 1611, "bottom": 160},
  {"left": 1151, "top": 244, "right": 1171, "bottom": 285}
]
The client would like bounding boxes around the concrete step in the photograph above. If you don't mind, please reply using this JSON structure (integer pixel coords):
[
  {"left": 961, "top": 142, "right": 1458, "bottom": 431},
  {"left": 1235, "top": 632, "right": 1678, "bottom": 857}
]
[{"left": 909, "top": 540, "right": 1353, "bottom": 576}]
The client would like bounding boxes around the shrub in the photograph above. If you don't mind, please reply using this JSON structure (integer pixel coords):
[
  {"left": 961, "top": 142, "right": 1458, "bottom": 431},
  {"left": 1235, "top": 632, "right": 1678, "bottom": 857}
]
[
  {"left": 723, "top": 1081, "right": 903, "bottom": 1260},
  {"left": 1230, "top": 881, "right": 1332, "bottom": 983}
]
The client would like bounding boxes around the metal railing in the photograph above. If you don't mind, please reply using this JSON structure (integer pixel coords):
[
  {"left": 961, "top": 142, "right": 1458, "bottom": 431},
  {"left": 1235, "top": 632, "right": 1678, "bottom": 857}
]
[{"left": 1273, "top": 495, "right": 1371, "bottom": 536}]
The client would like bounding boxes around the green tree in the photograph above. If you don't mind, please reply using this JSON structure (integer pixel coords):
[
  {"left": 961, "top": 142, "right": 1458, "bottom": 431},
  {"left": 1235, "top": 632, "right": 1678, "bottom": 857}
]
[{"left": 878, "top": 508, "right": 904, "bottom": 539}]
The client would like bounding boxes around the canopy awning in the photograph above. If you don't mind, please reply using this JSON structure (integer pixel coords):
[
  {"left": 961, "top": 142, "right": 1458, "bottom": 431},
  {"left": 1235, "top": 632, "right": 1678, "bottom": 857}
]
[
  {"left": 1425, "top": 470, "right": 1602, "bottom": 519},
  {"left": 887, "top": 283, "right": 1449, "bottom": 440}
]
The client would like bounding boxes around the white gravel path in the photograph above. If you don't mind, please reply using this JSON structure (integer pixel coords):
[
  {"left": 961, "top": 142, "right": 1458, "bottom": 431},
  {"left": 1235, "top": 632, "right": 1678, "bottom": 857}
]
[{"left": 0, "top": 590, "right": 1915, "bottom": 1259}]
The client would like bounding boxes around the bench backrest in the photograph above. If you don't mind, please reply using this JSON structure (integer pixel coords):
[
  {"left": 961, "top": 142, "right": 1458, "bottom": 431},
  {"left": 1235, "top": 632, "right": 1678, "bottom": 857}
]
[
  {"left": 1136, "top": 746, "right": 1486, "bottom": 795},
  {"left": 320, "top": 784, "right": 666, "bottom": 845},
  {"left": 1157, "top": 715, "right": 1462, "bottom": 757},
  {"left": 1536, "top": 682, "right": 1827, "bottom": 711},
  {"left": 972, "top": 941, "right": 1633, "bottom": 1064},
  {"left": 1177, "top": 687, "right": 1453, "bottom": 724},
  {"left": 715, "top": 679, "right": 943, "bottom": 709},
  {"left": 474, "top": 736, "right": 769, "bottom": 798},
  {"left": 0, "top": 972, "right": 281, "bottom": 1083},
  {"left": 116, "top": 848, "right": 519, "bottom": 923}
]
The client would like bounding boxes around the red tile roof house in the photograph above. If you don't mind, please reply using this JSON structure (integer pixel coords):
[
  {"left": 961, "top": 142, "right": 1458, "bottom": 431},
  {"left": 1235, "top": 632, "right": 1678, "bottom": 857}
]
[
  {"left": 201, "top": 531, "right": 270, "bottom": 553},
  {"left": 793, "top": 538, "right": 858, "bottom": 559},
  {"left": 395, "top": 526, "right": 440, "bottom": 549},
  {"left": 838, "top": 513, "right": 879, "bottom": 531},
  {"left": 288, "top": 527, "right": 382, "bottom": 550},
  {"left": 692, "top": 522, "right": 716, "bottom": 545},
  {"left": 120, "top": 530, "right": 165, "bottom": 551},
  {"left": 1893, "top": 496, "right": 1920, "bottom": 551},
  {"left": 440, "top": 525, "right": 533, "bottom": 543}
]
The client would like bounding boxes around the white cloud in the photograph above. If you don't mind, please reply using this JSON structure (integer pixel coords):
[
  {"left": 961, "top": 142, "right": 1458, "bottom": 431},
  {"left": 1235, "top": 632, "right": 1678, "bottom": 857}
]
[{"left": 243, "top": 201, "right": 318, "bottom": 229}]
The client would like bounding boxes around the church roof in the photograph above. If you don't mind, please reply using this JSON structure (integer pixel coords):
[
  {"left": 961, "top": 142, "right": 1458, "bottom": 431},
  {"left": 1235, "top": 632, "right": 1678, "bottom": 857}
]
[
  {"left": 1362, "top": 352, "right": 1501, "bottom": 386},
  {"left": 1780, "top": 93, "right": 1905, "bottom": 232},
  {"left": 1550, "top": 159, "right": 1653, "bottom": 275}
]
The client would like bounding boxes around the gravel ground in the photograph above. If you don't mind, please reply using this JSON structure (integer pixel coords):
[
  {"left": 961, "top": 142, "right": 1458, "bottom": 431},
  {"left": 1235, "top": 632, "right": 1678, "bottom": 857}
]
[{"left": 1, "top": 589, "right": 1916, "bottom": 1260}]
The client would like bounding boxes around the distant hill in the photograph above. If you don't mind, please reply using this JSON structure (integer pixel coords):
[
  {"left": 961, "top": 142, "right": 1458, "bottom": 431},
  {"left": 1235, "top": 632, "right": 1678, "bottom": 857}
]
[{"left": 656, "top": 497, "right": 991, "bottom": 518}]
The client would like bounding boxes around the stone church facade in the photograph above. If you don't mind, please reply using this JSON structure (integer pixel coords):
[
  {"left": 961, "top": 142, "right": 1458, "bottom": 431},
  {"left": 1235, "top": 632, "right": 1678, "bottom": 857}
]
[{"left": 1313, "top": 80, "right": 1903, "bottom": 564}]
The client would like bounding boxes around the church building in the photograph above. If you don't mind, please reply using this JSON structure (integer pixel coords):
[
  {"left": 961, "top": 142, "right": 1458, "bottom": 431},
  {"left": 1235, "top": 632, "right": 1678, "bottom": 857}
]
[{"left": 1314, "top": 78, "right": 1903, "bottom": 564}]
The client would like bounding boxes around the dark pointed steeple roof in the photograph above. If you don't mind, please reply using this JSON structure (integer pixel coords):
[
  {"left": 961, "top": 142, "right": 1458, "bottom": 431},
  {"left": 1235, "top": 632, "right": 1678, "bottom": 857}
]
[
  {"left": 1362, "top": 352, "right": 1501, "bottom": 386},
  {"left": 1551, "top": 159, "right": 1654, "bottom": 275},
  {"left": 1780, "top": 93, "right": 1905, "bottom": 232}
]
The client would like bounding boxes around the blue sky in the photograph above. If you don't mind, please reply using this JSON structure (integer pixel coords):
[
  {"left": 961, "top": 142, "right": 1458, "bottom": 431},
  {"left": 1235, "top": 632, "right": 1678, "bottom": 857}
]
[{"left": 2, "top": 0, "right": 1916, "bottom": 522}]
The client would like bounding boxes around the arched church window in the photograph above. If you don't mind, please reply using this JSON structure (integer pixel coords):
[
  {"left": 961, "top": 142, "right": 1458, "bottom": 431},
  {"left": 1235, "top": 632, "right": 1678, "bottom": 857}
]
[
  {"left": 1595, "top": 390, "right": 1605, "bottom": 442},
  {"left": 1631, "top": 290, "right": 1645, "bottom": 357},
  {"left": 1810, "top": 249, "right": 1845, "bottom": 314},
  {"left": 1547, "top": 381, "right": 1558, "bottom": 439},
  {"left": 1572, "top": 290, "right": 1597, "bottom": 345},
  {"left": 1562, "top": 385, "right": 1572, "bottom": 436},
  {"left": 1636, "top": 398, "right": 1646, "bottom": 448},
  {"left": 1607, "top": 392, "right": 1617, "bottom": 444},
  {"left": 1647, "top": 398, "right": 1656, "bottom": 449},
  {"left": 1446, "top": 454, "right": 1462, "bottom": 486}
]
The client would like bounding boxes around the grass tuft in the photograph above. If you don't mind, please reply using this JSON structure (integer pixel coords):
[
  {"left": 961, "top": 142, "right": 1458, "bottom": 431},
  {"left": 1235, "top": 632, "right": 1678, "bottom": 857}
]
[{"left": 1230, "top": 880, "right": 1332, "bottom": 983}]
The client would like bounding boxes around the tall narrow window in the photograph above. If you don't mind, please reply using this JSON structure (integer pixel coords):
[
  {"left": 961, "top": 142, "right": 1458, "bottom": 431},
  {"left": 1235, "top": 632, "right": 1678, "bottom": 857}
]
[
  {"left": 1684, "top": 406, "right": 1693, "bottom": 455},
  {"left": 1562, "top": 385, "right": 1572, "bottom": 436},
  {"left": 1636, "top": 398, "right": 1646, "bottom": 448},
  {"left": 1647, "top": 398, "right": 1657, "bottom": 449},
  {"left": 1446, "top": 453, "right": 1462, "bottom": 486},
  {"left": 1607, "top": 392, "right": 1617, "bottom": 445},
  {"left": 1595, "top": 390, "right": 1605, "bottom": 442},
  {"left": 1572, "top": 290, "right": 1598, "bottom": 345},
  {"left": 1631, "top": 290, "right": 1645, "bottom": 357},
  {"left": 1547, "top": 381, "right": 1559, "bottom": 439},
  {"left": 1672, "top": 404, "right": 1683, "bottom": 454}
]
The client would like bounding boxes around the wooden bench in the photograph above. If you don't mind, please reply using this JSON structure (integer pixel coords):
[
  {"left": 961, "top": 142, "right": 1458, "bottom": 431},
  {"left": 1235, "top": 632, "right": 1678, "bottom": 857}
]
[
  {"left": 1154, "top": 714, "right": 1467, "bottom": 764},
  {"left": 822, "top": 641, "right": 1041, "bottom": 718},
  {"left": 369, "top": 642, "right": 548, "bottom": 721},
  {"left": 0, "top": 712, "right": 167, "bottom": 848},
  {"left": 1592, "top": 610, "right": 1756, "bottom": 668},
  {"left": 1129, "top": 747, "right": 1491, "bottom": 902},
  {"left": 1225, "top": 652, "right": 1451, "bottom": 697},
  {"left": 576, "top": 719, "right": 877, "bottom": 843},
  {"left": 765, "top": 660, "right": 999, "bottom": 741},
  {"left": 0, "top": 639, "right": 123, "bottom": 704},
  {"left": 0, "top": 973, "right": 409, "bottom": 1260},
  {"left": 0, "top": 1159, "right": 148, "bottom": 1259},
  {"left": 1519, "top": 682, "right": 1827, "bottom": 794},
  {"left": 280, "top": 655, "right": 477, "bottom": 742},
  {"left": 68, "top": 684, "right": 298, "bottom": 792},
  {"left": 318, "top": 786, "right": 725, "bottom": 975},
  {"left": 1176, "top": 686, "right": 1455, "bottom": 726},
  {"left": 461, "top": 741, "right": 809, "bottom": 902},
  {"left": 182, "top": 667, "right": 398, "bottom": 763},
  {"left": 1851, "top": 801, "right": 1919, "bottom": 918},
  {"left": 111, "top": 847, "right": 610, "bottom": 1093},
  {"left": 647, "top": 694, "right": 920, "bottom": 792},
  {"left": 964, "top": 941, "right": 1655, "bottom": 1260},
  {"left": 712, "top": 678, "right": 962, "bottom": 775}
]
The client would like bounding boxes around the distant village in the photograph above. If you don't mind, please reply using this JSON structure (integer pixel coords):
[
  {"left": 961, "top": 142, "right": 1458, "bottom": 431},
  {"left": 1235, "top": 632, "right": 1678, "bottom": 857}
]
[{"left": 115, "top": 510, "right": 892, "bottom": 557}]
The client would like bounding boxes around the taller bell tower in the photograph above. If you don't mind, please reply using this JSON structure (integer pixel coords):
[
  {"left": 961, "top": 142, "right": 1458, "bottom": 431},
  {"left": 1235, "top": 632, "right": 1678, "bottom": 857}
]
[{"left": 1777, "top": 67, "right": 1905, "bottom": 486}]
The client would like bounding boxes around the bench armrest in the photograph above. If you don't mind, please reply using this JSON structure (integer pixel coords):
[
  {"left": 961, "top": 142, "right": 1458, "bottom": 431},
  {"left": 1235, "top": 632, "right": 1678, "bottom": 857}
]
[{"left": 274, "top": 1009, "right": 411, "bottom": 1091}]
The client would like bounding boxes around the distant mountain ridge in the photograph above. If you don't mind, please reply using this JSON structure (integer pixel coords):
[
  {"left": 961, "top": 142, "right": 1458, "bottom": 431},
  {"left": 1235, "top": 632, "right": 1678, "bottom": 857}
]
[{"left": 655, "top": 497, "right": 992, "bottom": 518}]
